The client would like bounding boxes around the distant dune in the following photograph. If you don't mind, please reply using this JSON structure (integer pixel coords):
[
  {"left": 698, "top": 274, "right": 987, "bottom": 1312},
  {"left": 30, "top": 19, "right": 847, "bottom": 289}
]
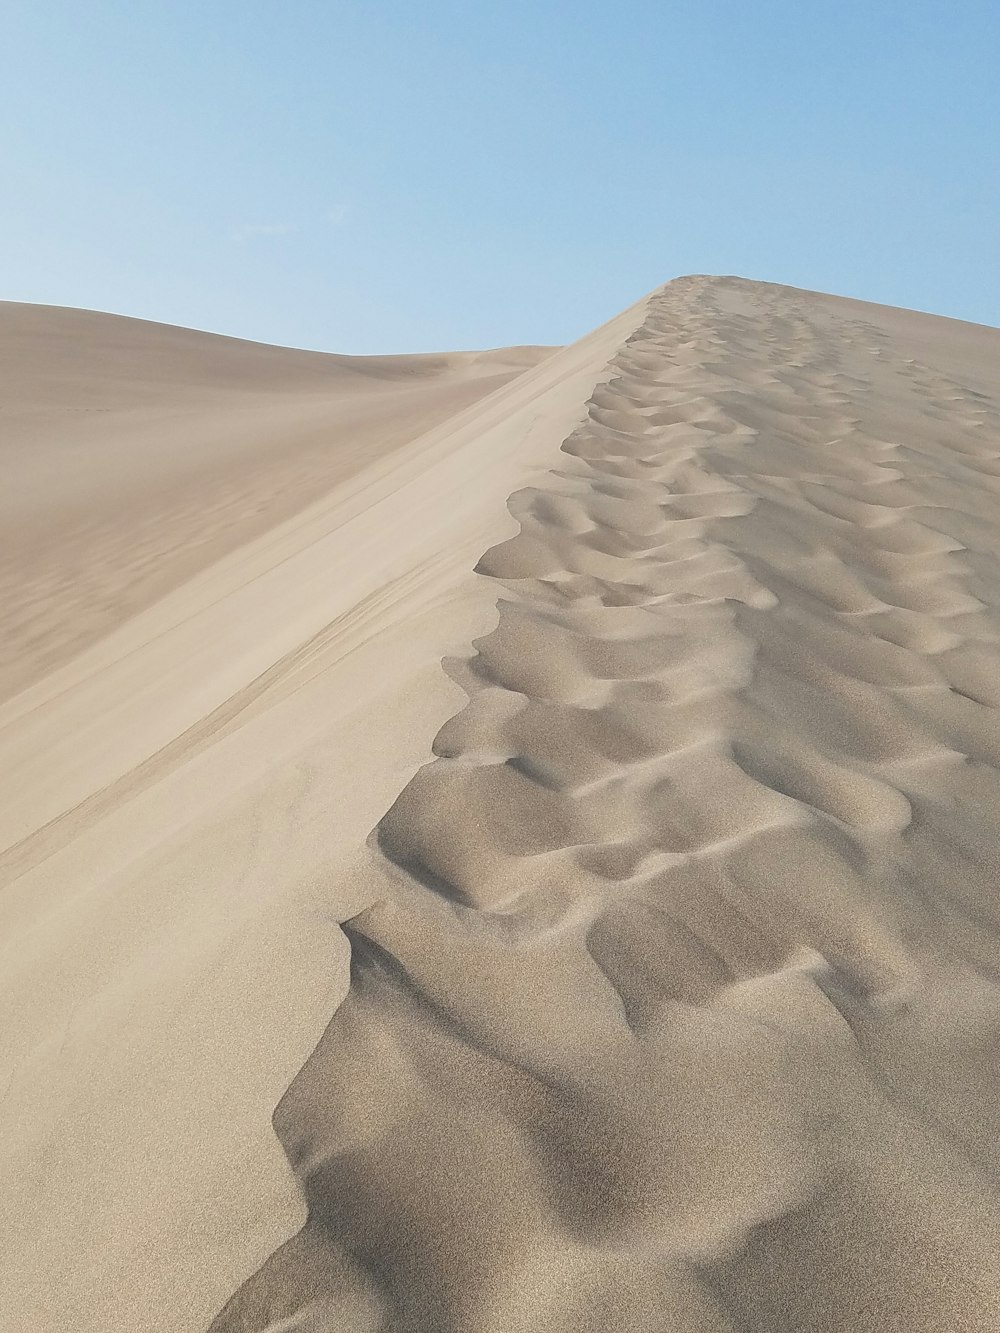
[
  {"left": 0, "top": 303, "right": 551, "bottom": 700},
  {"left": 3, "top": 279, "right": 1000, "bottom": 1332}
]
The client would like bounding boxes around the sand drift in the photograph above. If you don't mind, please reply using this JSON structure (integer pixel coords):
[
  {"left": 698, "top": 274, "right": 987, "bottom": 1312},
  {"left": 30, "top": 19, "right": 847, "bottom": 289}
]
[{"left": 4, "top": 279, "right": 1000, "bottom": 1331}]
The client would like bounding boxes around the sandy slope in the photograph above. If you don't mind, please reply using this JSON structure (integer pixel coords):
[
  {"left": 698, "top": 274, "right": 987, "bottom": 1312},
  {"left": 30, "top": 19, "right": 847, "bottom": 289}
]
[
  {"left": 5, "top": 279, "right": 1000, "bottom": 1332},
  {"left": 210, "top": 279, "right": 1000, "bottom": 1332},
  {"left": 0, "top": 303, "right": 547, "bottom": 700},
  {"left": 0, "top": 308, "right": 573, "bottom": 1332}
]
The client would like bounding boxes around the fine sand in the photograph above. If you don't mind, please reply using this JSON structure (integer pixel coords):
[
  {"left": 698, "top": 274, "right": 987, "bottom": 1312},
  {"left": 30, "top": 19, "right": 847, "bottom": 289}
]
[{"left": 3, "top": 278, "right": 1000, "bottom": 1332}]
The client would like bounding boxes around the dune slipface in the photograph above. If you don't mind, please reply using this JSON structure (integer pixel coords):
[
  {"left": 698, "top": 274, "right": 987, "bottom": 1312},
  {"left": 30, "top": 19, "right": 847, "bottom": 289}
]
[
  {"left": 210, "top": 278, "right": 1000, "bottom": 1332},
  {"left": 5, "top": 280, "right": 1000, "bottom": 1332},
  {"left": 0, "top": 311, "right": 561, "bottom": 1333},
  {"left": 0, "top": 302, "right": 548, "bottom": 701}
]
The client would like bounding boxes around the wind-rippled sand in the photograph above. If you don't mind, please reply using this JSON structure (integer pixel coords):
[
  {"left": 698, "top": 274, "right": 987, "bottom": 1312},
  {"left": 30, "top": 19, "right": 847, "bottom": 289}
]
[{"left": 4, "top": 279, "right": 1000, "bottom": 1331}]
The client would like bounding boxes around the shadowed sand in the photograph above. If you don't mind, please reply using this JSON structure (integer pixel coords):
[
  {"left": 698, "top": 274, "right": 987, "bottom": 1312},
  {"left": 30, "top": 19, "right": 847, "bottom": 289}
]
[
  {"left": 209, "top": 279, "right": 1000, "bottom": 1332},
  {"left": 4, "top": 280, "right": 1000, "bottom": 1331},
  {"left": 0, "top": 309, "right": 561, "bottom": 1332}
]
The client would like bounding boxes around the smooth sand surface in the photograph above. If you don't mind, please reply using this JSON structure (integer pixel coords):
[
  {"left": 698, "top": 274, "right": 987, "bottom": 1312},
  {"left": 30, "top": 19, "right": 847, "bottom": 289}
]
[
  {"left": 0, "top": 303, "right": 547, "bottom": 701},
  {"left": 4, "top": 279, "right": 1000, "bottom": 1331}
]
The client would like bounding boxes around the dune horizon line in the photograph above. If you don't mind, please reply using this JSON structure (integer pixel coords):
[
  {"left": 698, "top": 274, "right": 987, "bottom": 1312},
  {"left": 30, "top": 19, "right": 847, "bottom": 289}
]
[{"left": 3, "top": 276, "right": 1000, "bottom": 1332}]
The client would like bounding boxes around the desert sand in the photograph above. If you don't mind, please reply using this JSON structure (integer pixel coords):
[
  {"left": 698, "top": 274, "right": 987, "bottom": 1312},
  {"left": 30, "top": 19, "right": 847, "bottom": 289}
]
[{"left": 3, "top": 277, "right": 1000, "bottom": 1332}]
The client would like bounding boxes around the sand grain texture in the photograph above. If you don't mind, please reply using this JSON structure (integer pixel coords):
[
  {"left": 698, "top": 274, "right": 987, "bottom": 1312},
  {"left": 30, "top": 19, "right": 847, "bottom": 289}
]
[
  {"left": 4, "top": 280, "right": 1000, "bottom": 1331},
  {"left": 0, "top": 308, "right": 567, "bottom": 1332},
  {"left": 210, "top": 279, "right": 1000, "bottom": 1333}
]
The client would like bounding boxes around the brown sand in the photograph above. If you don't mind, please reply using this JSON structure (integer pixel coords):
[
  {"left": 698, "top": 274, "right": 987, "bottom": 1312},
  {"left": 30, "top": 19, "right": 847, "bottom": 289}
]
[{"left": 4, "top": 279, "right": 1000, "bottom": 1331}]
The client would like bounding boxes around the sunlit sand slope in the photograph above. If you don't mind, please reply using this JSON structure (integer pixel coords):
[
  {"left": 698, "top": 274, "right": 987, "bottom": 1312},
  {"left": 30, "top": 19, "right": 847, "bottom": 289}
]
[
  {"left": 0, "top": 309, "right": 572, "bottom": 1333},
  {"left": 211, "top": 278, "right": 1000, "bottom": 1333},
  {"left": 0, "top": 302, "right": 548, "bottom": 699}
]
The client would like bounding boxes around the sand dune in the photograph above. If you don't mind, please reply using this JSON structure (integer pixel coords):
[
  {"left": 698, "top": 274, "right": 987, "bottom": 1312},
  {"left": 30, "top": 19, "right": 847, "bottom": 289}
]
[
  {"left": 5, "top": 279, "right": 1000, "bottom": 1331},
  {"left": 0, "top": 302, "right": 548, "bottom": 700},
  {"left": 0, "top": 309, "right": 567, "bottom": 1331}
]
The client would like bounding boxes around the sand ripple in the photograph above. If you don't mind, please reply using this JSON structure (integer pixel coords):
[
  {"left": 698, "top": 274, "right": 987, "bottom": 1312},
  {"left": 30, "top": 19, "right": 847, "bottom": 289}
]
[{"left": 211, "top": 278, "right": 1000, "bottom": 1332}]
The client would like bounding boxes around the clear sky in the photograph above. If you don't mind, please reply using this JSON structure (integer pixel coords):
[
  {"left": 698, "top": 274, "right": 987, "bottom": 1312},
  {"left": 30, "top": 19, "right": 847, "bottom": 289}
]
[{"left": 3, "top": 2, "right": 998, "bottom": 353}]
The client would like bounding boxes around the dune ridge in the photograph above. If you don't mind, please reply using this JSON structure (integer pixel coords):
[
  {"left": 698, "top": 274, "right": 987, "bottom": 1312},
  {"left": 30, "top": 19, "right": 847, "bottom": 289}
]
[
  {"left": 0, "top": 298, "right": 632, "bottom": 1333},
  {"left": 0, "top": 301, "right": 551, "bottom": 701},
  {"left": 211, "top": 277, "right": 1000, "bottom": 1331}
]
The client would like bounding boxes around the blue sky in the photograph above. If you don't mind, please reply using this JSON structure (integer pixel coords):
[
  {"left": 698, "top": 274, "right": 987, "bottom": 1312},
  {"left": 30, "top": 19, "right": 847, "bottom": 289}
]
[{"left": 3, "top": 2, "right": 998, "bottom": 352}]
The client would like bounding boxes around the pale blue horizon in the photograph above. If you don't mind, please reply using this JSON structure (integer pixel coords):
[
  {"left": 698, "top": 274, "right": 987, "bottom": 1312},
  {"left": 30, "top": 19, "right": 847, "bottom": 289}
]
[{"left": 3, "top": 2, "right": 998, "bottom": 354}]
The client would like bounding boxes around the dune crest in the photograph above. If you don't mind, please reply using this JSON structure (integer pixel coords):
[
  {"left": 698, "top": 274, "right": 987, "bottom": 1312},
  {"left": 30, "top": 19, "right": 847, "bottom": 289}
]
[
  {"left": 0, "top": 301, "right": 552, "bottom": 701},
  {"left": 0, "top": 299, "right": 626, "bottom": 1333},
  {"left": 211, "top": 277, "right": 1000, "bottom": 1332}
]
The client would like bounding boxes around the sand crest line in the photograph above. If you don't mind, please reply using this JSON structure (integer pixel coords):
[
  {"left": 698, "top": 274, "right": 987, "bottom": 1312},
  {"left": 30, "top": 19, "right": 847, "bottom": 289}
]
[{"left": 210, "top": 277, "right": 1000, "bottom": 1331}]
